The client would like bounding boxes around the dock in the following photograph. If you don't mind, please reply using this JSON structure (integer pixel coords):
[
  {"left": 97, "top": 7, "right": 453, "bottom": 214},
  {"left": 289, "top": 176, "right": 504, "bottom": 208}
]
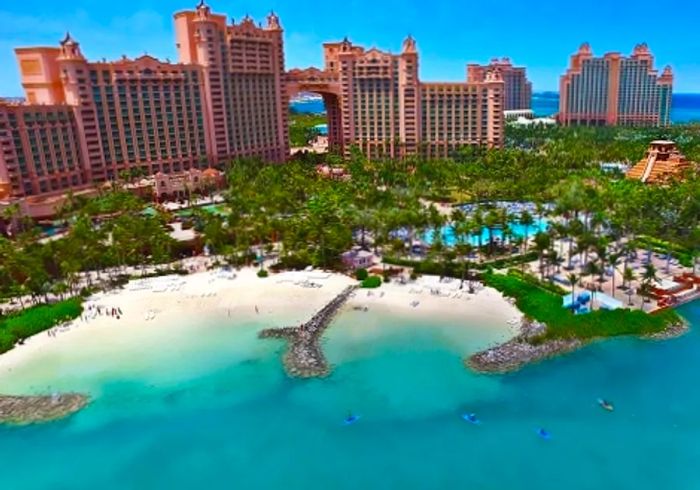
[{"left": 260, "top": 285, "right": 356, "bottom": 378}]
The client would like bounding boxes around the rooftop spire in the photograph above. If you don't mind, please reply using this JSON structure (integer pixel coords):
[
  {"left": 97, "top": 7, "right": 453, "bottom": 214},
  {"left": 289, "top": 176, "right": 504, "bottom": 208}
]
[
  {"left": 60, "top": 31, "right": 75, "bottom": 45},
  {"left": 402, "top": 34, "right": 416, "bottom": 54},
  {"left": 266, "top": 10, "right": 281, "bottom": 30}
]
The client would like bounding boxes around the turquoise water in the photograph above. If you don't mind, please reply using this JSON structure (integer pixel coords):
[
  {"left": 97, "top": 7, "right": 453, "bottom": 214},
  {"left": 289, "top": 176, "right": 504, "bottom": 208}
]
[
  {"left": 0, "top": 301, "right": 699, "bottom": 489},
  {"left": 424, "top": 218, "right": 549, "bottom": 247}
]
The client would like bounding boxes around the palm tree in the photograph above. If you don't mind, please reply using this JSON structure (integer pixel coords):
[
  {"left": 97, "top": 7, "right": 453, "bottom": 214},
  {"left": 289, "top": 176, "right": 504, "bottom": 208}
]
[
  {"left": 519, "top": 210, "right": 534, "bottom": 254},
  {"left": 566, "top": 272, "right": 579, "bottom": 312},
  {"left": 484, "top": 208, "right": 500, "bottom": 257},
  {"left": 583, "top": 260, "right": 599, "bottom": 309},
  {"left": 608, "top": 252, "right": 621, "bottom": 297},
  {"left": 471, "top": 207, "right": 485, "bottom": 263},
  {"left": 623, "top": 267, "right": 636, "bottom": 306},
  {"left": 639, "top": 263, "right": 659, "bottom": 311},
  {"left": 533, "top": 231, "right": 551, "bottom": 280},
  {"left": 642, "top": 263, "right": 658, "bottom": 286}
]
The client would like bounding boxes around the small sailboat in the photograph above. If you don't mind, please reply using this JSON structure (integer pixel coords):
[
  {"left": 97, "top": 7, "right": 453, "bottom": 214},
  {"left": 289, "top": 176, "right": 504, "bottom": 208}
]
[
  {"left": 461, "top": 413, "right": 481, "bottom": 425},
  {"left": 597, "top": 399, "right": 614, "bottom": 412},
  {"left": 344, "top": 413, "right": 361, "bottom": 425}
]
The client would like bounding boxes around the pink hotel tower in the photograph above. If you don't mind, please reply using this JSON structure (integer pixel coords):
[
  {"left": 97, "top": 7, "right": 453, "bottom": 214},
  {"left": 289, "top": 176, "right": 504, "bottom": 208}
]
[
  {"left": 0, "top": 1, "right": 505, "bottom": 204},
  {"left": 559, "top": 43, "right": 673, "bottom": 127}
]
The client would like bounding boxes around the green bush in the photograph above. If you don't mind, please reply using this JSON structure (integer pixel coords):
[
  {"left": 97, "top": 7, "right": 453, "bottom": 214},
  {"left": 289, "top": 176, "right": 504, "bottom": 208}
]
[
  {"left": 507, "top": 268, "right": 568, "bottom": 295},
  {"left": 355, "top": 268, "right": 369, "bottom": 280},
  {"left": 633, "top": 235, "right": 694, "bottom": 267},
  {"left": 482, "top": 272, "right": 679, "bottom": 342},
  {"left": 271, "top": 253, "right": 312, "bottom": 271},
  {"left": 0, "top": 298, "right": 83, "bottom": 354},
  {"left": 382, "top": 251, "right": 538, "bottom": 275},
  {"left": 361, "top": 276, "right": 382, "bottom": 288},
  {"left": 257, "top": 269, "right": 269, "bottom": 278}
]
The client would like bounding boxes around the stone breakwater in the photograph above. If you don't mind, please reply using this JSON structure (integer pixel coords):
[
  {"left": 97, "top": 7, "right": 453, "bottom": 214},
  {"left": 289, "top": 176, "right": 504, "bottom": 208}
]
[
  {"left": 468, "top": 318, "right": 582, "bottom": 374},
  {"left": 468, "top": 317, "right": 690, "bottom": 374},
  {"left": 644, "top": 319, "right": 690, "bottom": 340},
  {"left": 0, "top": 394, "right": 89, "bottom": 425},
  {"left": 260, "top": 286, "right": 357, "bottom": 378}
]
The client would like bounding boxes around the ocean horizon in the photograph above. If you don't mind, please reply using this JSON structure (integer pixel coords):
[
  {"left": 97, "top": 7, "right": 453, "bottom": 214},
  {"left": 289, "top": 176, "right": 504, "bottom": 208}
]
[{"left": 292, "top": 92, "right": 700, "bottom": 123}]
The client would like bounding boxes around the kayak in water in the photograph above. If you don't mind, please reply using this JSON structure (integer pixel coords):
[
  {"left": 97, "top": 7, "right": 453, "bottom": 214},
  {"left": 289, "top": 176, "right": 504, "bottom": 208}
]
[
  {"left": 344, "top": 413, "right": 361, "bottom": 425},
  {"left": 536, "top": 428, "right": 552, "bottom": 440},
  {"left": 461, "top": 413, "right": 481, "bottom": 425},
  {"left": 597, "top": 399, "right": 614, "bottom": 412}
]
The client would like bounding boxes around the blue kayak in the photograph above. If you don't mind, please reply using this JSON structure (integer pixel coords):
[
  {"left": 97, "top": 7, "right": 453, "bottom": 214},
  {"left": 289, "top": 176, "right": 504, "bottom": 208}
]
[
  {"left": 344, "top": 415, "right": 361, "bottom": 425},
  {"left": 536, "top": 428, "right": 552, "bottom": 440},
  {"left": 461, "top": 413, "right": 481, "bottom": 425}
]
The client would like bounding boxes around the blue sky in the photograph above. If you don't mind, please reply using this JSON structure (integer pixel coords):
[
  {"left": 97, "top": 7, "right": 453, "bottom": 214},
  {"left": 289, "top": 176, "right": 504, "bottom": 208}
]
[{"left": 1, "top": 0, "right": 699, "bottom": 96}]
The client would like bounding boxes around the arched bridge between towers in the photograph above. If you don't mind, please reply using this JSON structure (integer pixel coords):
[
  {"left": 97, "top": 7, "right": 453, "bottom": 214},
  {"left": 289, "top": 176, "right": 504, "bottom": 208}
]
[{"left": 285, "top": 68, "right": 343, "bottom": 151}]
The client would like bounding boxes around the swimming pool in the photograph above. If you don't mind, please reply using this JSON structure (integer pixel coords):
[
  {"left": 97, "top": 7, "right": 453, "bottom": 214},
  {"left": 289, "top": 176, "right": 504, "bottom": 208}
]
[{"left": 424, "top": 219, "right": 549, "bottom": 247}]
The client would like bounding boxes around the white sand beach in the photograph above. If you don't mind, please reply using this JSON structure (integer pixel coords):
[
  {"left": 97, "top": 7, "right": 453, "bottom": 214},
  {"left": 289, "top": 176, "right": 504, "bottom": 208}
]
[{"left": 0, "top": 267, "right": 522, "bottom": 388}]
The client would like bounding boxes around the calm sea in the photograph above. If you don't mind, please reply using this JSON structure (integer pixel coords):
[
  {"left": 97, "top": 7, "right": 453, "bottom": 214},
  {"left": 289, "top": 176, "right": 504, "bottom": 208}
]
[
  {"left": 292, "top": 93, "right": 700, "bottom": 123},
  {"left": 0, "top": 299, "right": 698, "bottom": 489}
]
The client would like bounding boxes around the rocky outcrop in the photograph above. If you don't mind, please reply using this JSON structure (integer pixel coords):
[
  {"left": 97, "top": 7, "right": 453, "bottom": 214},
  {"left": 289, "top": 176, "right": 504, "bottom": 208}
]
[
  {"left": 260, "top": 286, "right": 356, "bottom": 378},
  {"left": 469, "top": 315, "right": 691, "bottom": 374},
  {"left": 0, "top": 394, "right": 89, "bottom": 425},
  {"left": 468, "top": 319, "right": 582, "bottom": 374},
  {"left": 643, "top": 319, "right": 690, "bottom": 340}
]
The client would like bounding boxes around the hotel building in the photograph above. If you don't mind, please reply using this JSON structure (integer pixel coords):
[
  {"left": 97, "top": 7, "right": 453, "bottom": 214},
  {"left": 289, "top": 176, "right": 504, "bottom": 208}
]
[
  {"left": 288, "top": 37, "right": 504, "bottom": 159},
  {"left": 467, "top": 58, "right": 532, "bottom": 111},
  {"left": 1, "top": 2, "right": 287, "bottom": 204},
  {"left": 1, "top": 1, "right": 504, "bottom": 209},
  {"left": 558, "top": 43, "right": 673, "bottom": 127}
]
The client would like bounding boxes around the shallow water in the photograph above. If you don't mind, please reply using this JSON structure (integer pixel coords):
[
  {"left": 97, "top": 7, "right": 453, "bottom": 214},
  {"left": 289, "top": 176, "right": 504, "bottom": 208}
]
[{"left": 0, "top": 301, "right": 698, "bottom": 490}]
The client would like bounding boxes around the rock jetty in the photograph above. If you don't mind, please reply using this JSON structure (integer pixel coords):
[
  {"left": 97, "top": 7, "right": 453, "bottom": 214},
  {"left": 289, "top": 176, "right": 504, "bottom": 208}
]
[
  {"left": 260, "top": 286, "right": 356, "bottom": 378},
  {"left": 644, "top": 318, "right": 690, "bottom": 340},
  {"left": 469, "top": 314, "right": 691, "bottom": 374},
  {"left": 0, "top": 393, "right": 89, "bottom": 425},
  {"left": 468, "top": 318, "right": 582, "bottom": 374}
]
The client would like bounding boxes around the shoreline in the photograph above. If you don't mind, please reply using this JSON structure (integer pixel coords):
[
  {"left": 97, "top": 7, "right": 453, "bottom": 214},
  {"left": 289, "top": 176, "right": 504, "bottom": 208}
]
[
  {"left": 0, "top": 394, "right": 89, "bottom": 425},
  {"left": 0, "top": 267, "right": 521, "bottom": 390},
  {"left": 468, "top": 316, "right": 691, "bottom": 374}
]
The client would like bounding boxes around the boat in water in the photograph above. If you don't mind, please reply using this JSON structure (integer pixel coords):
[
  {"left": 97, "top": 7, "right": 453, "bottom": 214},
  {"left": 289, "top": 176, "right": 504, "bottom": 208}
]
[
  {"left": 344, "top": 413, "right": 361, "bottom": 426},
  {"left": 536, "top": 428, "right": 551, "bottom": 440},
  {"left": 461, "top": 413, "right": 481, "bottom": 425},
  {"left": 597, "top": 399, "right": 614, "bottom": 412}
]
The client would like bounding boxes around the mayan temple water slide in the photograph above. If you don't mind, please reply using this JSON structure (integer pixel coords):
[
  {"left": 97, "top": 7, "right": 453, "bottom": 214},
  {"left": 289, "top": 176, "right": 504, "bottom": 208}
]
[{"left": 640, "top": 152, "right": 658, "bottom": 183}]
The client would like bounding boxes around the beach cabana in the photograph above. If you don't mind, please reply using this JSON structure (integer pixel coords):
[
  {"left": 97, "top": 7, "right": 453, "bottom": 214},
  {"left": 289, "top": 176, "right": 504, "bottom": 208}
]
[{"left": 595, "top": 292, "right": 623, "bottom": 311}]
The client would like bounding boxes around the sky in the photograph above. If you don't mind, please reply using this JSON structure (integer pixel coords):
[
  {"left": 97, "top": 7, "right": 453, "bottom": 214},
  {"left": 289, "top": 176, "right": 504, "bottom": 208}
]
[{"left": 1, "top": 0, "right": 699, "bottom": 96}]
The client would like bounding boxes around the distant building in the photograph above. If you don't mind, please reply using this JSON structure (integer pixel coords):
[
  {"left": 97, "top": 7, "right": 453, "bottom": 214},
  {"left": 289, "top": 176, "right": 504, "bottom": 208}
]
[
  {"left": 2, "top": 2, "right": 287, "bottom": 204},
  {"left": 468, "top": 58, "right": 532, "bottom": 111},
  {"left": 2, "top": 2, "right": 505, "bottom": 207},
  {"left": 287, "top": 36, "right": 505, "bottom": 160},
  {"left": 508, "top": 116, "right": 556, "bottom": 126},
  {"left": 153, "top": 167, "right": 225, "bottom": 201},
  {"left": 626, "top": 140, "right": 694, "bottom": 184},
  {"left": 559, "top": 43, "right": 673, "bottom": 127},
  {"left": 342, "top": 247, "right": 375, "bottom": 269},
  {"left": 503, "top": 109, "right": 534, "bottom": 121}
]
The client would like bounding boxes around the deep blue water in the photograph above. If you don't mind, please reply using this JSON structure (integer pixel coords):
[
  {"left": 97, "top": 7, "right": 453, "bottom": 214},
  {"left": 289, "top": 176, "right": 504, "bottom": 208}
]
[
  {"left": 292, "top": 93, "right": 700, "bottom": 123},
  {"left": 0, "top": 297, "right": 698, "bottom": 489}
]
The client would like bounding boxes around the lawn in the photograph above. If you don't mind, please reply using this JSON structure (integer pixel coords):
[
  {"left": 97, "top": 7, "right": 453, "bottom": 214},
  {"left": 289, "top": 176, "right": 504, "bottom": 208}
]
[
  {"left": 483, "top": 272, "right": 680, "bottom": 342},
  {"left": 0, "top": 298, "right": 83, "bottom": 354}
]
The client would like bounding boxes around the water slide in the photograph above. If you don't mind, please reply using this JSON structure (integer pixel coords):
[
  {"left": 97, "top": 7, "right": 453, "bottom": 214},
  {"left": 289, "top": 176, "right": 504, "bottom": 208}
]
[{"left": 640, "top": 152, "right": 657, "bottom": 183}]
